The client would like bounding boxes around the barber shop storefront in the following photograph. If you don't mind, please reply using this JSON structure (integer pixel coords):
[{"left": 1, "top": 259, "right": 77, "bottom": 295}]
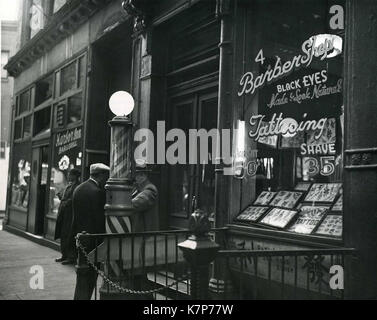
[
  {"left": 137, "top": 0, "right": 376, "bottom": 299},
  {"left": 4, "top": 0, "right": 377, "bottom": 299},
  {"left": 4, "top": 0, "right": 133, "bottom": 245}
]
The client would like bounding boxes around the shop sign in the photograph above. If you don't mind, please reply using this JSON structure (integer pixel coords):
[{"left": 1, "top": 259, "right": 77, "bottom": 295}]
[
  {"left": 55, "top": 127, "right": 82, "bottom": 156},
  {"left": 238, "top": 34, "right": 342, "bottom": 97},
  {"left": 248, "top": 112, "right": 328, "bottom": 142},
  {"left": 267, "top": 74, "right": 342, "bottom": 108}
]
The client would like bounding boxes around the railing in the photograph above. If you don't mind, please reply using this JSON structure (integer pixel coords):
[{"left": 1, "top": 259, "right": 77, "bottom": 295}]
[
  {"left": 215, "top": 248, "right": 356, "bottom": 300},
  {"left": 75, "top": 228, "right": 228, "bottom": 300},
  {"left": 74, "top": 211, "right": 356, "bottom": 300}
]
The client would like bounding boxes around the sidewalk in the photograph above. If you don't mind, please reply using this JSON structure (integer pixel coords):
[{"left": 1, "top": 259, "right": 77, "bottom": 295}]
[{"left": 0, "top": 226, "right": 76, "bottom": 300}]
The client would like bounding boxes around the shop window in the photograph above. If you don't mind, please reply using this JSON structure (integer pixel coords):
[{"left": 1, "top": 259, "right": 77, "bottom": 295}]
[
  {"left": 14, "top": 120, "right": 22, "bottom": 140},
  {"left": 67, "top": 93, "right": 82, "bottom": 124},
  {"left": 10, "top": 143, "right": 31, "bottom": 210},
  {"left": 18, "top": 90, "right": 30, "bottom": 116},
  {"left": 49, "top": 127, "right": 82, "bottom": 215},
  {"left": 35, "top": 74, "right": 53, "bottom": 106},
  {"left": 60, "top": 61, "right": 76, "bottom": 95},
  {"left": 23, "top": 116, "right": 32, "bottom": 139},
  {"left": 78, "top": 55, "right": 87, "bottom": 88},
  {"left": 29, "top": 0, "right": 46, "bottom": 39},
  {"left": 34, "top": 107, "right": 51, "bottom": 136},
  {"left": 233, "top": 0, "right": 344, "bottom": 239}
]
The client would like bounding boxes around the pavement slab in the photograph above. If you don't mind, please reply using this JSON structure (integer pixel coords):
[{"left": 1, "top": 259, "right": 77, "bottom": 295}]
[{"left": 0, "top": 228, "right": 76, "bottom": 300}]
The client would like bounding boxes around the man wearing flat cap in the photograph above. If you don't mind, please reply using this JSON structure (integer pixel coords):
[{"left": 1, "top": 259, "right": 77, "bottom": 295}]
[
  {"left": 54, "top": 168, "right": 81, "bottom": 265},
  {"left": 73, "top": 163, "right": 110, "bottom": 300}
]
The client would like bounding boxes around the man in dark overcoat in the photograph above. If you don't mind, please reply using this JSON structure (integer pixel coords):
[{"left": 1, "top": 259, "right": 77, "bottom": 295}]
[
  {"left": 72, "top": 163, "right": 110, "bottom": 300},
  {"left": 126, "top": 160, "right": 159, "bottom": 299},
  {"left": 54, "top": 168, "right": 81, "bottom": 265}
]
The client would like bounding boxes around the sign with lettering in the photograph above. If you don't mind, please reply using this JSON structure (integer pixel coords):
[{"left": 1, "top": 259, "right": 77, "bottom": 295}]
[
  {"left": 238, "top": 34, "right": 342, "bottom": 97},
  {"left": 249, "top": 112, "right": 328, "bottom": 142},
  {"left": 55, "top": 127, "right": 82, "bottom": 156}
]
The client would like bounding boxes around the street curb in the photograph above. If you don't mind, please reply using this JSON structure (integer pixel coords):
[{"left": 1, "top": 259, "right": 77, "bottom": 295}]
[{"left": 3, "top": 224, "right": 60, "bottom": 252}]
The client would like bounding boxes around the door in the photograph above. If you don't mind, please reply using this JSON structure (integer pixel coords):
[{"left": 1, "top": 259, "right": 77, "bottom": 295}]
[
  {"left": 28, "top": 145, "right": 49, "bottom": 235},
  {"left": 167, "top": 91, "right": 218, "bottom": 222}
]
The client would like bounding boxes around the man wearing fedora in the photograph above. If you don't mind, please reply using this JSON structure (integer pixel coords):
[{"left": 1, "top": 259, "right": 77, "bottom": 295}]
[
  {"left": 54, "top": 168, "right": 81, "bottom": 265},
  {"left": 126, "top": 159, "right": 159, "bottom": 299},
  {"left": 131, "top": 159, "right": 159, "bottom": 233},
  {"left": 73, "top": 163, "right": 110, "bottom": 300}
]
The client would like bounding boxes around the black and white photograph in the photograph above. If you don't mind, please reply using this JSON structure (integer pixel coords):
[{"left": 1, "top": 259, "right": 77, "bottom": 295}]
[{"left": 0, "top": 0, "right": 377, "bottom": 306}]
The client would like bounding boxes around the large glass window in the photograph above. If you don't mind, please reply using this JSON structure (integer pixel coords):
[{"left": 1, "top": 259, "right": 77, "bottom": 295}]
[
  {"left": 18, "top": 90, "right": 30, "bottom": 116},
  {"left": 34, "top": 107, "right": 51, "bottom": 136},
  {"left": 35, "top": 74, "right": 53, "bottom": 106},
  {"left": 60, "top": 61, "right": 76, "bottom": 95},
  {"left": 10, "top": 143, "right": 32, "bottom": 210},
  {"left": 234, "top": 0, "right": 344, "bottom": 239},
  {"left": 67, "top": 92, "right": 83, "bottom": 124}
]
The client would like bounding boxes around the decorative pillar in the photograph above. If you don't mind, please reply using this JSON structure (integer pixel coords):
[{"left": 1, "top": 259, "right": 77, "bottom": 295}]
[
  {"left": 210, "top": 0, "right": 234, "bottom": 298},
  {"left": 178, "top": 210, "right": 220, "bottom": 300}
]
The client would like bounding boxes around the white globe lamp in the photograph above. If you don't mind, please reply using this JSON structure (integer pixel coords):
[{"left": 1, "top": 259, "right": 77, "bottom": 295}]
[{"left": 109, "top": 91, "right": 135, "bottom": 117}]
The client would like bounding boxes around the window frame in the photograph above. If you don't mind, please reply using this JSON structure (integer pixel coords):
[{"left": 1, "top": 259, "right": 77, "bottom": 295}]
[{"left": 12, "top": 52, "right": 87, "bottom": 144}]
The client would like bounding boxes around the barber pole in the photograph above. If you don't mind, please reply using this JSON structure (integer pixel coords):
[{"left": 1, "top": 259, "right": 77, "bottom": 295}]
[{"left": 94, "top": 91, "right": 136, "bottom": 299}]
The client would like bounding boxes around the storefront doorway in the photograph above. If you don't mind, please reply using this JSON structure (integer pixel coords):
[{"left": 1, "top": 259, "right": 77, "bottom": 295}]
[
  {"left": 28, "top": 145, "right": 49, "bottom": 235},
  {"left": 167, "top": 91, "right": 218, "bottom": 222}
]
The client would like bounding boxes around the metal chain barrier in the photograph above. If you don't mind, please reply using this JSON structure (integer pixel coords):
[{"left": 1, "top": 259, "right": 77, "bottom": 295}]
[{"left": 76, "top": 239, "right": 189, "bottom": 295}]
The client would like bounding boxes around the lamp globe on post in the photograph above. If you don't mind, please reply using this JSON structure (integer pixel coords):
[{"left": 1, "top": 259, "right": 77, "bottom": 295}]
[{"left": 100, "top": 91, "right": 136, "bottom": 300}]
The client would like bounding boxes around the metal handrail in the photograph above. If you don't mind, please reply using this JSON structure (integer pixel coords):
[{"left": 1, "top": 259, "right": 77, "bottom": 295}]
[
  {"left": 218, "top": 247, "right": 357, "bottom": 257},
  {"left": 77, "top": 227, "right": 229, "bottom": 239}
]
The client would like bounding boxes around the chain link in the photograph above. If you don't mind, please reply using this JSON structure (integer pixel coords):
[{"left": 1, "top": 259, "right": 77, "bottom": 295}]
[{"left": 76, "top": 239, "right": 189, "bottom": 295}]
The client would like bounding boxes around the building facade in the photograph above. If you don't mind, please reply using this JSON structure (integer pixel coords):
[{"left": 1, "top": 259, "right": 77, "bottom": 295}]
[
  {"left": 4, "top": 0, "right": 377, "bottom": 299},
  {"left": 1, "top": 20, "right": 19, "bottom": 214}
]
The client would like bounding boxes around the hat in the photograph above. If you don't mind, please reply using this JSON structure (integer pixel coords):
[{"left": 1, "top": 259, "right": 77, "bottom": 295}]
[
  {"left": 135, "top": 159, "right": 151, "bottom": 173},
  {"left": 90, "top": 163, "right": 110, "bottom": 175}
]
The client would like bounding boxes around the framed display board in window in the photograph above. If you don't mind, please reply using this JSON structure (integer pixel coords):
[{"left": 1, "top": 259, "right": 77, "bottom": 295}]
[
  {"left": 259, "top": 208, "right": 298, "bottom": 229},
  {"left": 304, "top": 183, "right": 342, "bottom": 204},
  {"left": 287, "top": 206, "right": 329, "bottom": 234},
  {"left": 315, "top": 215, "right": 343, "bottom": 237},
  {"left": 253, "top": 191, "right": 277, "bottom": 206},
  {"left": 269, "top": 191, "right": 303, "bottom": 209},
  {"left": 235, "top": 206, "right": 270, "bottom": 223}
]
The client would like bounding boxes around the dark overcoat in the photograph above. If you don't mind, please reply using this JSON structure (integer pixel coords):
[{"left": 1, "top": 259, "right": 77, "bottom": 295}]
[
  {"left": 72, "top": 179, "right": 106, "bottom": 251},
  {"left": 54, "top": 182, "right": 78, "bottom": 241},
  {"left": 131, "top": 182, "right": 159, "bottom": 233}
]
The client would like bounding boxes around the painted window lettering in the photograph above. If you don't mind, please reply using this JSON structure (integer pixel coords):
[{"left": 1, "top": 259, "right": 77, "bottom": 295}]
[
  {"left": 248, "top": 113, "right": 327, "bottom": 142},
  {"left": 238, "top": 35, "right": 340, "bottom": 97}
]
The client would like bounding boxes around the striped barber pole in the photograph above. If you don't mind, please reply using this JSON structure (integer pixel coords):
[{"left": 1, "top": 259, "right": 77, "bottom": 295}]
[
  {"left": 111, "top": 126, "right": 131, "bottom": 179},
  {"left": 105, "top": 216, "right": 132, "bottom": 279},
  {"left": 106, "top": 216, "right": 132, "bottom": 234}
]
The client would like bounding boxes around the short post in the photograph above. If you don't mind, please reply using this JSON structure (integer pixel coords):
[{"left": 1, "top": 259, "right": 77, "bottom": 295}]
[
  {"left": 74, "top": 232, "right": 93, "bottom": 300},
  {"left": 178, "top": 210, "right": 220, "bottom": 300}
]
